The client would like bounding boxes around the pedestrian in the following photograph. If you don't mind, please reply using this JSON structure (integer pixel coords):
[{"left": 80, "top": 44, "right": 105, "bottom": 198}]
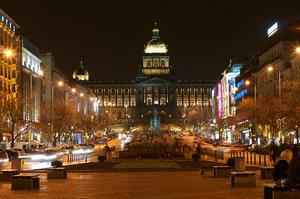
[
  {"left": 196, "top": 143, "right": 201, "bottom": 154},
  {"left": 273, "top": 159, "right": 289, "bottom": 185},
  {"left": 288, "top": 151, "right": 300, "bottom": 187}
]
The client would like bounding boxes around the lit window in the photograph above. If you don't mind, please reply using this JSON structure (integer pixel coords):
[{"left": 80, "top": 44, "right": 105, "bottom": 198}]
[
  {"left": 161, "top": 60, "right": 165, "bottom": 67},
  {"left": 147, "top": 60, "right": 151, "bottom": 67},
  {"left": 147, "top": 98, "right": 152, "bottom": 106}
]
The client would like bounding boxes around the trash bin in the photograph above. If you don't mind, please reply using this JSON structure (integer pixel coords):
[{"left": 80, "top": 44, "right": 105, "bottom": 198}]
[{"left": 11, "top": 158, "right": 24, "bottom": 172}]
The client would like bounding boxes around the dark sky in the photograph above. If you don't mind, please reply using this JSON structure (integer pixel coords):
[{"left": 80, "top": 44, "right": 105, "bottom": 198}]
[{"left": 2, "top": 1, "right": 300, "bottom": 81}]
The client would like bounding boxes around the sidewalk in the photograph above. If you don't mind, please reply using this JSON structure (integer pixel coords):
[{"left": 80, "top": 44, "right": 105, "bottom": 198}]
[{"left": 0, "top": 171, "right": 272, "bottom": 199}]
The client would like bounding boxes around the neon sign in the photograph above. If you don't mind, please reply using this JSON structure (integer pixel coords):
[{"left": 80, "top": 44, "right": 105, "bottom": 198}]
[{"left": 218, "top": 83, "right": 222, "bottom": 118}]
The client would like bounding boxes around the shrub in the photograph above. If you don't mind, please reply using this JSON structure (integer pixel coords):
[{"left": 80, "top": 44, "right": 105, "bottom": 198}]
[
  {"left": 51, "top": 160, "right": 63, "bottom": 167},
  {"left": 98, "top": 155, "right": 106, "bottom": 162},
  {"left": 192, "top": 153, "right": 200, "bottom": 162}
]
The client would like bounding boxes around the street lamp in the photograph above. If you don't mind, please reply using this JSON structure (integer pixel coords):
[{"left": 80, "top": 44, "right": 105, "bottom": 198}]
[
  {"left": 71, "top": 88, "right": 77, "bottom": 93},
  {"left": 244, "top": 76, "right": 258, "bottom": 144},
  {"left": 296, "top": 46, "right": 300, "bottom": 55},
  {"left": 267, "top": 65, "right": 282, "bottom": 137},
  {"left": 57, "top": 81, "right": 64, "bottom": 87},
  {"left": 3, "top": 49, "right": 14, "bottom": 58},
  {"left": 125, "top": 104, "right": 128, "bottom": 130},
  {"left": 37, "top": 70, "right": 44, "bottom": 76}
]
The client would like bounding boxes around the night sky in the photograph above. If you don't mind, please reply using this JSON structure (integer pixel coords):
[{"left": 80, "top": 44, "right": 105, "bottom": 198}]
[{"left": 2, "top": 1, "right": 300, "bottom": 81}]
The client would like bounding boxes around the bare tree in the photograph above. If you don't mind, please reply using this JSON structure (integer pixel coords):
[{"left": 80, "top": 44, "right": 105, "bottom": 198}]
[
  {"left": 0, "top": 91, "right": 35, "bottom": 147},
  {"left": 38, "top": 99, "right": 79, "bottom": 146}
]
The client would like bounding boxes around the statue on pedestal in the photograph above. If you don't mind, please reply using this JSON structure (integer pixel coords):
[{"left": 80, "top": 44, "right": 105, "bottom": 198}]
[{"left": 150, "top": 105, "right": 160, "bottom": 134}]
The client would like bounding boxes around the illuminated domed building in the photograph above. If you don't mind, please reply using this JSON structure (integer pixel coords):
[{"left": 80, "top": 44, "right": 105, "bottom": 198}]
[
  {"left": 82, "top": 23, "right": 214, "bottom": 131},
  {"left": 72, "top": 60, "right": 89, "bottom": 81},
  {"left": 142, "top": 22, "right": 170, "bottom": 76}
]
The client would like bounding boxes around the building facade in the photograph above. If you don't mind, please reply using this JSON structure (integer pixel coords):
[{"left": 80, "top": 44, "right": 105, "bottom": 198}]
[
  {"left": 40, "top": 53, "right": 99, "bottom": 143},
  {"left": 20, "top": 37, "right": 43, "bottom": 123},
  {"left": 79, "top": 24, "right": 214, "bottom": 131},
  {"left": 235, "top": 19, "right": 300, "bottom": 144},
  {"left": 0, "top": 9, "right": 19, "bottom": 95}
]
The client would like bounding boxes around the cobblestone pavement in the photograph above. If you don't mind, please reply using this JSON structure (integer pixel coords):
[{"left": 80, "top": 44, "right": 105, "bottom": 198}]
[{"left": 0, "top": 171, "right": 272, "bottom": 199}]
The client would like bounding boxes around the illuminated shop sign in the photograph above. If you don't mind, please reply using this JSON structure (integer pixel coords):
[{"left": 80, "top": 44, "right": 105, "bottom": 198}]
[
  {"left": 267, "top": 22, "right": 278, "bottom": 37},
  {"left": 218, "top": 83, "right": 222, "bottom": 118}
]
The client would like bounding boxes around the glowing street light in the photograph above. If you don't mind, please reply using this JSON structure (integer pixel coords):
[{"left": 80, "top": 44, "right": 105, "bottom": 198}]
[
  {"left": 3, "top": 49, "right": 14, "bottom": 58},
  {"left": 296, "top": 46, "right": 300, "bottom": 55},
  {"left": 71, "top": 88, "right": 76, "bottom": 93},
  {"left": 267, "top": 66, "right": 274, "bottom": 72},
  {"left": 245, "top": 80, "right": 250, "bottom": 86},
  {"left": 80, "top": 93, "right": 84, "bottom": 97},
  {"left": 57, "top": 81, "right": 64, "bottom": 87},
  {"left": 38, "top": 70, "right": 44, "bottom": 76}
]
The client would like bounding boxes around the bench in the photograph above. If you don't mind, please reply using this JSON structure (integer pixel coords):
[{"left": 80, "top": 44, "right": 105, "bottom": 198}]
[
  {"left": 11, "top": 174, "right": 40, "bottom": 190},
  {"left": 264, "top": 184, "right": 300, "bottom": 199},
  {"left": 261, "top": 167, "right": 273, "bottom": 179},
  {"left": 213, "top": 166, "right": 231, "bottom": 178},
  {"left": 47, "top": 167, "right": 67, "bottom": 179},
  {"left": 200, "top": 166, "right": 213, "bottom": 176},
  {"left": 230, "top": 171, "right": 256, "bottom": 188},
  {"left": 0, "top": 169, "right": 19, "bottom": 182}
]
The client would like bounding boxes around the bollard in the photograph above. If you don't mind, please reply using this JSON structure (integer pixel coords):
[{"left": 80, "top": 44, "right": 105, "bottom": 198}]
[
  {"left": 264, "top": 153, "right": 267, "bottom": 166},
  {"left": 259, "top": 153, "right": 261, "bottom": 165},
  {"left": 246, "top": 151, "right": 249, "bottom": 163},
  {"left": 254, "top": 153, "right": 256, "bottom": 165},
  {"left": 215, "top": 150, "right": 217, "bottom": 162},
  {"left": 250, "top": 152, "right": 252, "bottom": 164}
]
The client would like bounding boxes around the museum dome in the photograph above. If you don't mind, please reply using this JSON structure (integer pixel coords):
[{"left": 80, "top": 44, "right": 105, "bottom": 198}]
[
  {"left": 72, "top": 60, "right": 89, "bottom": 81},
  {"left": 144, "top": 23, "right": 168, "bottom": 54}
]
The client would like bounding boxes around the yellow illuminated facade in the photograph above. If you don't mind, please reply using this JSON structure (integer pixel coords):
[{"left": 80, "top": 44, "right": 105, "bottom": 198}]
[
  {"left": 142, "top": 23, "right": 170, "bottom": 76},
  {"left": 0, "top": 9, "right": 20, "bottom": 95}
]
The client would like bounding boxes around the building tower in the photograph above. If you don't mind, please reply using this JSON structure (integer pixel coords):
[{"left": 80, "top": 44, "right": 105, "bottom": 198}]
[
  {"left": 142, "top": 22, "right": 170, "bottom": 76},
  {"left": 72, "top": 60, "right": 89, "bottom": 81}
]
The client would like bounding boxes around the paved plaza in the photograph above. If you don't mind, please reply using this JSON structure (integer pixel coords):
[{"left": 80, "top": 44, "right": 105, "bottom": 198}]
[{"left": 0, "top": 171, "right": 272, "bottom": 199}]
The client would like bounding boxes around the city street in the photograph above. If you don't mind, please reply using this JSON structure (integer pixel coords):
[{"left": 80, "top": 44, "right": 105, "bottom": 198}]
[{"left": 0, "top": 171, "right": 270, "bottom": 199}]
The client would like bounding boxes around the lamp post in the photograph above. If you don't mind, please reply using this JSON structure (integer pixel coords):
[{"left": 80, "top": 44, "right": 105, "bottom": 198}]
[
  {"left": 245, "top": 77, "right": 257, "bottom": 144},
  {"left": 267, "top": 65, "right": 282, "bottom": 137},
  {"left": 183, "top": 104, "right": 187, "bottom": 130},
  {"left": 125, "top": 104, "right": 128, "bottom": 131}
]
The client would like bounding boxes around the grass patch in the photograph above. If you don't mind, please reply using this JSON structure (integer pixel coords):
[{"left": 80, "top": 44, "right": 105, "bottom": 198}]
[{"left": 113, "top": 162, "right": 181, "bottom": 169}]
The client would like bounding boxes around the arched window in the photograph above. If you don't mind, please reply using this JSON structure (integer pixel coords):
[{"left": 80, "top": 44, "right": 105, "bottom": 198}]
[
  {"left": 153, "top": 60, "right": 159, "bottom": 67},
  {"left": 160, "top": 98, "right": 166, "bottom": 106},
  {"left": 161, "top": 60, "right": 165, "bottom": 67},
  {"left": 147, "top": 98, "right": 152, "bottom": 106},
  {"left": 147, "top": 60, "right": 151, "bottom": 67}
]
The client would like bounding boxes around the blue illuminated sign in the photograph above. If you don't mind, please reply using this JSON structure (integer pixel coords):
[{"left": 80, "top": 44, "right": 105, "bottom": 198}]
[
  {"left": 77, "top": 133, "right": 82, "bottom": 144},
  {"left": 237, "top": 80, "right": 243, "bottom": 88},
  {"left": 234, "top": 89, "right": 248, "bottom": 100}
]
